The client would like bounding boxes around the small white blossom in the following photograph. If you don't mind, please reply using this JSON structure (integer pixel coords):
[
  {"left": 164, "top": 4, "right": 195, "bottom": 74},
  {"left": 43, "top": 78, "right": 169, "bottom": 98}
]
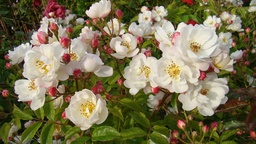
[
  {"left": 203, "top": 15, "right": 222, "bottom": 31},
  {"left": 8, "top": 43, "right": 32, "bottom": 65},
  {"left": 128, "top": 22, "right": 153, "bottom": 37},
  {"left": 103, "top": 18, "right": 125, "bottom": 36},
  {"left": 85, "top": 0, "right": 111, "bottom": 19},
  {"left": 230, "top": 50, "right": 243, "bottom": 60},
  {"left": 151, "top": 6, "right": 168, "bottom": 22}
]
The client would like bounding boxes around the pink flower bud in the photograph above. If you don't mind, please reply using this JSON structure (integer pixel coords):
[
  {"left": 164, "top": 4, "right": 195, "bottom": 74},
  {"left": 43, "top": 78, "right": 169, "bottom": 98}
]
[
  {"left": 236, "top": 130, "right": 242, "bottom": 135},
  {"left": 228, "top": 20, "right": 233, "bottom": 24},
  {"left": 117, "top": 78, "right": 123, "bottom": 86},
  {"left": 92, "top": 18, "right": 99, "bottom": 24},
  {"left": 91, "top": 81, "right": 105, "bottom": 94},
  {"left": 198, "top": 121, "right": 204, "bottom": 127},
  {"left": 187, "top": 114, "right": 193, "bottom": 121},
  {"left": 144, "top": 49, "right": 152, "bottom": 57},
  {"left": 215, "top": 23, "right": 219, "bottom": 28},
  {"left": 115, "top": 9, "right": 123, "bottom": 19},
  {"left": 210, "top": 122, "right": 218, "bottom": 131},
  {"left": 4, "top": 54, "right": 9, "bottom": 60},
  {"left": 231, "top": 70, "right": 236, "bottom": 75},
  {"left": 239, "top": 32, "right": 245, "bottom": 37},
  {"left": 152, "top": 87, "right": 160, "bottom": 94},
  {"left": 48, "top": 87, "right": 58, "bottom": 96},
  {"left": 137, "top": 36, "right": 143, "bottom": 45},
  {"left": 244, "top": 37, "right": 249, "bottom": 42},
  {"left": 62, "top": 53, "right": 71, "bottom": 64},
  {"left": 106, "top": 48, "right": 114, "bottom": 54},
  {"left": 73, "top": 69, "right": 82, "bottom": 79},
  {"left": 199, "top": 71, "right": 207, "bottom": 80},
  {"left": 64, "top": 95, "right": 71, "bottom": 103},
  {"left": 202, "top": 125, "right": 209, "bottom": 133},
  {"left": 66, "top": 26, "right": 73, "bottom": 35},
  {"left": 245, "top": 27, "right": 251, "bottom": 33},
  {"left": 231, "top": 42, "right": 236, "bottom": 47},
  {"left": 60, "top": 37, "right": 71, "bottom": 48},
  {"left": 5, "top": 62, "right": 12, "bottom": 69},
  {"left": 50, "top": 23, "right": 58, "bottom": 33},
  {"left": 244, "top": 61, "right": 250, "bottom": 66},
  {"left": 91, "top": 37, "right": 99, "bottom": 49},
  {"left": 37, "top": 31, "right": 48, "bottom": 44},
  {"left": 2, "top": 89, "right": 9, "bottom": 97},
  {"left": 61, "top": 111, "right": 67, "bottom": 119},
  {"left": 177, "top": 120, "right": 186, "bottom": 129},
  {"left": 85, "top": 19, "right": 90, "bottom": 25},
  {"left": 172, "top": 130, "right": 179, "bottom": 138},
  {"left": 106, "top": 94, "right": 111, "bottom": 100},
  {"left": 250, "top": 131, "right": 256, "bottom": 139}
]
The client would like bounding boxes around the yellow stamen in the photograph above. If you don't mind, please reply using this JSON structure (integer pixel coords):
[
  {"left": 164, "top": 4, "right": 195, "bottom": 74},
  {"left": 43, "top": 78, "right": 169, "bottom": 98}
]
[
  {"left": 190, "top": 42, "right": 201, "bottom": 52},
  {"left": 80, "top": 101, "right": 96, "bottom": 118}
]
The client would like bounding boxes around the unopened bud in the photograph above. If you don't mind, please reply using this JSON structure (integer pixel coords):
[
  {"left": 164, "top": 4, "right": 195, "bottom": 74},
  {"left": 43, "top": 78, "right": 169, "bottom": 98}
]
[
  {"left": 231, "top": 70, "right": 236, "bottom": 75},
  {"left": 60, "top": 37, "right": 71, "bottom": 48},
  {"left": 61, "top": 111, "right": 67, "bottom": 119},
  {"left": 210, "top": 122, "right": 218, "bottom": 131},
  {"left": 250, "top": 131, "right": 256, "bottom": 139},
  {"left": 66, "top": 26, "right": 73, "bottom": 35},
  {"left": 91, "top": 37, "right": 99, "bottom": 49},
  {"left": 244, "top": 37, "right": 249, "bottom": 42},
  {"left": 137, "top": 36, "right": 143, "bottom": 45},
  {"left": 117, "top": 78, "right": 123, "bottom": 86},
  {"left": 2, "top": 89, "right": 9, "bottom": 97},
  {"left": 115, "top": 9, "right": 123, "bottom": 19},
  {"left": 5, "top": 62, "right": 12, "bottom": 69},
  {"left": 177, "top": 120, "right": 186, "bottom": 130},
  {"left": 231, "top": 42, "right": 236, "bottom": 47},
  {"left": 244, "top": 61, "right": 250, "bottom": 66},
  {"left": 37, "top": 31, "right": 48, "bottom": 44},
  {"left": 199, "top": 71, "right": 207, "bottom": 80},
  {"left": 245, "top": 27, "right": 251, "bottom": 33},
  {"left": 4, "top": 54, "right": 9, "bottom": 60},
  {"left": 152, "top": 87, "right": 160, "bottom": 94},
  {"left": 192, "top": 131, "right": 197, "bottom": 137},
  {"left": 172, "top": 130, "right": 179, "bottom": 138},
  {"left": 62, "top": 53, "right": 71, "bottom": 64},
  {"left": 85, "top": 19, "right": 90, "bottom": 25},
  {"left": 64, "top": 95, "right": 71, "bottom": 103},
  {"left": 239, "top": 32, "right": 245, "bottom": 37},
  {"left": 187, "top": 114, "right": 193, "bottom": 121},
  {"left": 144, "top": 49, "right": 152, "bottom": 57},
  {"left": 50, "top": 23, "right": 58, "bottom": 33},
  {"left": 106, "top": 94, "right": 111, "bottom": 100},
  {"left": 202, "top": 125, "right": 209, "bottom": 133},
  {"left": 48, "top": 87, "right": 58, "bottom": 96},
  {"left": 73, "top": 69, "right": 82, "bottom": 79},
  {"left": 198, "top": 121, "right": 204, "bottom": 127}
]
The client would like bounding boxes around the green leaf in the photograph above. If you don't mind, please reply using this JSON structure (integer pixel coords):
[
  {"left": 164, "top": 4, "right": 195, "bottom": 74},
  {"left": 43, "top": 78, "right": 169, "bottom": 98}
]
[
  {"left": 171, "top": 94, "right": 178, "bottom": 114},
  {"left": 109, "top": 106, "right": 124, "bottom": 121},
  {"left": 34, "top": 107, "right": 44, "bottom": 119},
  {"left": 142, "top": 39, "right": 153, "bottom": 48},
  {"left": 212, "top": 131, "right": 220, "bottom": 140},
  {"left": 0, "top": 123, "right": 11, "bottom": 143},
  {"left": 221, "top": 141, "right": 238, "bottom": 144},
  {"left": 220, "top": 130, "right": 239, "bottom": 142},
  {"left": 21, "top": 122, "right": 42, "bottom": 143},
  {"left": 92, "top": 126, "right": 120, "bottom": 142},
  {"left": 70, "top": 136, "right": 90, "bottom": 144},
  {"left": 44, "top": 96, "right": 55, "bottom": 120},
  {"left": 120, "top": 98, "right": 145, "bottom": 113},
  {"left": 120, "top": 127, "right": 147, "bottom": 140},
  {"left": 107, "top": 71, "right": 121, "bottom": 85},
  {"left": 40, "top": 122, "right": 55, "bottom": 144},
  {"left": 149, "top": 131, "right": 169, "bottom": 144},
  {"left": 64, "top": 126, "right": 81, "bottom": 142},
  {"left": 13, "top": 104, "right": 33, "bottom": 120},
  {"left": 129, "top": 112, "right": 150, "bottom": 128},
  {"left": 153, "top": 125, "right": 170, "bottom": 137}
]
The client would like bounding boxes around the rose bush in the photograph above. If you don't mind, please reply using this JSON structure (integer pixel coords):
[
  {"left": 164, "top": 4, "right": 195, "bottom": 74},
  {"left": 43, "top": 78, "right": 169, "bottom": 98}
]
[{"left": 0, "top": 0, "right": 256, "bottom": 143}]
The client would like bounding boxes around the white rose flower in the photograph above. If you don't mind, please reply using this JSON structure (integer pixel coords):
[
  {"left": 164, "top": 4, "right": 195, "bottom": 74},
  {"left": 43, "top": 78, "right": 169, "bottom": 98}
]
[
  {"left": 154, "top": 56, "right": 199, "bottom": 93},
  {"left": 128, "top": 22, "right": 153, "bottom": 37},
  {"left": 85, "top": 0, "right": 111, "bottom": 19},
  {"left": 123, "top": 53, "right": 157, "bottom": 95},
  {"left": 178, "top": 73, "right": 229, "bottom": 116},
  {"left": 203, "top": 15, "right": 222, "bottom": 31},
  {"left": 218, "top": 32, "right": 233, "bottom": 53},
  {"left": 248, "top": 6, "right": 256, "bottom": 12},
  {"left": 226, "top": 15, "right": 243, "bottom": 32},
  {"left": 230, "top": 50, "right": 243, "bottom": 60},
  {"left": 103, "top": 18, "right": 125, "bottom": 36},
  {"left": 65, "top": 89, "right": 108, "bottom": 130},
  {"left": 147, "top": 91, "right": 165, "bottom": 111},
  {"left": 14, "top": 78, "right": 46, "bottom": 110},
  {"left": 110, "top": 33, "right": 139, "bottom": 59},
  {"left": 138, "top": 10, "right": 152, "bottom": 24},
  {"left": 151, "top": 6, "right": 168, "bottom": 22},
  {"left": 212, "top": 52, "right": 234, "bottom": 73},
  {"left": 80, "top": 53, "right": 113, "bottom": 77},
  {"left": 8, "top": 43, "right": 32, "bottom": 65}
]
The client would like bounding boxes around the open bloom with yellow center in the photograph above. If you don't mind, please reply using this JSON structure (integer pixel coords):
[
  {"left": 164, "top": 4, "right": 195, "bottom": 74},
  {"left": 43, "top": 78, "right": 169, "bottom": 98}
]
[
  {"left": 23, "top": 42, "right": 65, "bottom": 83},
  {"left": 154, "top": 56, "right": 199, "bottom": 93},
  {"left": 14, "top": 78, "right": 46, "bottom": 110},
  {"left": 174, "top": 23, "right": 221, "bottom": 71},
  {"left": 178, "top": 73, "right": 229, "bottom": 116},
  {"left": 110, "top": 33, "right": 139, "bottom": 59},
  {"left": 85, "top": 0, "right": 111, "bottom": 19},
  {"left": 123, "top": 53, "right": 157, "bottom": 95},
  {"left": 65, "top": 89, "right": 108, "bottom": 130}
]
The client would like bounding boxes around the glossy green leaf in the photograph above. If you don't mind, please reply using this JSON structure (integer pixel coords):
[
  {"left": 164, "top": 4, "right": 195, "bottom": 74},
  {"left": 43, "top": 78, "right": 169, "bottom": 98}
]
[
  {"left": 13, "top": 104, "right": 33, "bottom": 120},
  {"left": 109, "top": 106, "right": 124, "bottom": 121},
  {"left": 171, "top": 94, "right": 178, "bottom": 114},
  {"left": 153, "top": 125, "right": 170, "bottom": 137},
  {"left": 40, "top": 122, "right": 55, "bottom": 144},
  {"left": 21, "top": 122, "right": 42, "bottom": 143},
  {"left": 44, "top": 96, "right": 55, "bottom": 120},
  {"left": 120, "top": 98, "right": 145, "bottom": 113},
  {"left": 220, "top": 130, "right": 239, "bottom": 142},
  {"left": 64, "top": 126, "right": 81, "bottom": 142},
  {"left": 0, "top": 123, "right": 11, "bottom": 143},
  {"left": 92, "top": 126, "right": 120, "bottom": 142},
  {"left": 149, "top": 131, "right": 169, "bottom": 144},
  {"left": 70, "top": 136, "right": 90, "bottom": 144},
  {"left": 120, "top": 127, "right": 147, "bottom": 140},
  {"left": 221, "top": 141, "right": 237, "bottom": 144},
  {"left": 129, "top": 112, "right": 150, "bottom": 128},
  {"left": 34, "top": 107, "right": 44, "bottom": 120}
]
